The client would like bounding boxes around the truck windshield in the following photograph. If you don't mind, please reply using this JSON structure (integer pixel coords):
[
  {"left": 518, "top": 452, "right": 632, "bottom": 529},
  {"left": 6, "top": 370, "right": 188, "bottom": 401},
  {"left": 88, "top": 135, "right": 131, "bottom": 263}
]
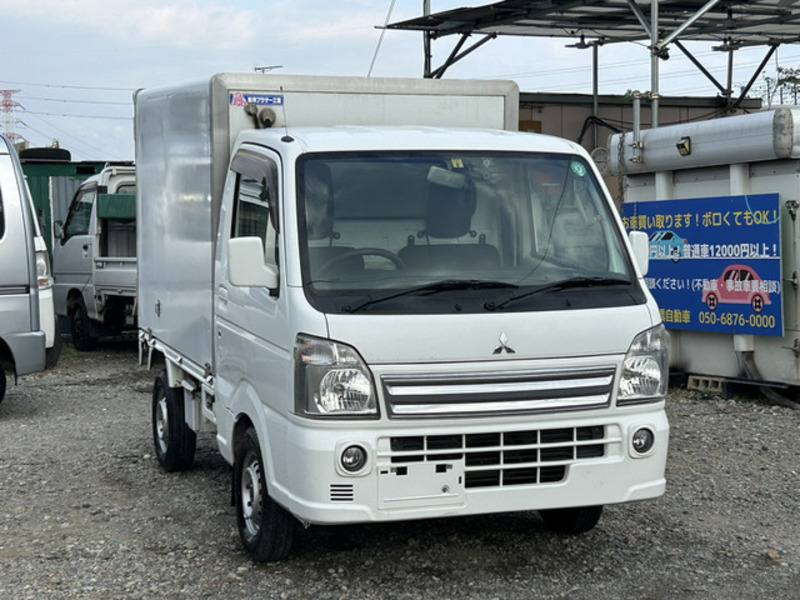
[{"left": 297, "top": 151, "right": 643, "bottom": 314}]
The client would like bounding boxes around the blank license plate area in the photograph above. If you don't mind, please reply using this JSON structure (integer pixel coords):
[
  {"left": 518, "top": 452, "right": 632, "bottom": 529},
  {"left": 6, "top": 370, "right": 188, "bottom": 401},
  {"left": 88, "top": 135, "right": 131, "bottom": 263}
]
[{"left": 378, "top": 461, "right": 466, "bottom": 510}]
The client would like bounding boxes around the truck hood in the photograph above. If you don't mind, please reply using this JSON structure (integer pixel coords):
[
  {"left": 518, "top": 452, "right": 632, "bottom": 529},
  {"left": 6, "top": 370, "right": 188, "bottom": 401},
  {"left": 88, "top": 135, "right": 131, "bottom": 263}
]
[{"left": 325, "top": 304, "right": 657, "bottom": 364}]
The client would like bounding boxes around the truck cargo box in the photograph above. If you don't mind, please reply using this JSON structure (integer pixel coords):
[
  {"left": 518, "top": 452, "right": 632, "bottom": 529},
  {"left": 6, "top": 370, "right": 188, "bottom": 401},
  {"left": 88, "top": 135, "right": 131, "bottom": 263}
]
[{"left": 135, "top": 74, "right": 519, "bottom": 369}]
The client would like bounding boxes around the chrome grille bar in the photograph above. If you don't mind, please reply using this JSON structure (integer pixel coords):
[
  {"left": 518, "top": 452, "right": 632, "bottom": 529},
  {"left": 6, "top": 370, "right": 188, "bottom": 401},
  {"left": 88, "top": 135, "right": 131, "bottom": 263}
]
[{"left": 382, "top": 367, "right": 615, "bottom": 418}]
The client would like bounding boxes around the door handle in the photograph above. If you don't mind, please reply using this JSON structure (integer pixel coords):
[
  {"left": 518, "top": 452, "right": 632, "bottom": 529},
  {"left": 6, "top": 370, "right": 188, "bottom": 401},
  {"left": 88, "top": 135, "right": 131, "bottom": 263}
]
[{"left": 217, "top": 285, "right": 229, "bottom": 310}]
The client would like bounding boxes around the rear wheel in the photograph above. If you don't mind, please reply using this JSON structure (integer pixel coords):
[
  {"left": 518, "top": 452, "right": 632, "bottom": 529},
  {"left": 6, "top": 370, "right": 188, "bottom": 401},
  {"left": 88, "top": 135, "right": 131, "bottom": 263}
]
[
  {"left": 235, "top": 427, "right": 295, "bottom": 562},
  {"left": 539, "top": 505, "right": 603, "bottom": 534},
  {"left": 70, "top": 301, "right": 96, "bottom": 351},
  {"left": 705, "top": 293, "right": 718, "bottom": 310},
  {"left": 152, "top": 371, "right": 196, "bottom": 472}
]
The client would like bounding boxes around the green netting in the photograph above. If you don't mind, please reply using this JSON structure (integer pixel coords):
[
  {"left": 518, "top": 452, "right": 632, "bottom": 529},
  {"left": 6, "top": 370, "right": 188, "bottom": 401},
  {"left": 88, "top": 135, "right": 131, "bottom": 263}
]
[{"left": 97, "top": 193, "right": 136, "bottom": 220}]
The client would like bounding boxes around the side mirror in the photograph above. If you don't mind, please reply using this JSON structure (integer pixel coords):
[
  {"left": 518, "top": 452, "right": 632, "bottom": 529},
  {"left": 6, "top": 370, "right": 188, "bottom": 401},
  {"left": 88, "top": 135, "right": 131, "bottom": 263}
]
[
  {"left": 228, "top": 237, "right": 278, "bottom": 289},
  {"left": 53, "top": 220, "right": 64, "bottom": 239},
  {"left": 628, "top": 230, "right": 649, "bottom": 276}
]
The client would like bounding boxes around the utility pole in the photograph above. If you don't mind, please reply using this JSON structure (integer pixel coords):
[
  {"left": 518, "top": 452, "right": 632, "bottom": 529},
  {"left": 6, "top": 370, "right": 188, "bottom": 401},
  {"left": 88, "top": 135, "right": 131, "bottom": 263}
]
[
  {"left": 423, "top": 0, "right": 432, "bottom": 78},
  {"left": 0, "top": 89, "right": 22, "bottom": 142}
]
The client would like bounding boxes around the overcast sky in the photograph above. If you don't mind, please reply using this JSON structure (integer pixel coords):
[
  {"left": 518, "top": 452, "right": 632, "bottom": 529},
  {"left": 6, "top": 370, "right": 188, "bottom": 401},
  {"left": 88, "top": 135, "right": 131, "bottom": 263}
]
[{"left": 4, "top": 0, "right": 800, "bottom": 161}]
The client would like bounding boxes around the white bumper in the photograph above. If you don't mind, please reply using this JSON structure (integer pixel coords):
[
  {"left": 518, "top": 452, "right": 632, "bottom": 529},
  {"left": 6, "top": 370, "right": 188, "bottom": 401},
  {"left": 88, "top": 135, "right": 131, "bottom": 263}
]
[{"left": 265, "top": 405, "right": 668, "bottom": 525}]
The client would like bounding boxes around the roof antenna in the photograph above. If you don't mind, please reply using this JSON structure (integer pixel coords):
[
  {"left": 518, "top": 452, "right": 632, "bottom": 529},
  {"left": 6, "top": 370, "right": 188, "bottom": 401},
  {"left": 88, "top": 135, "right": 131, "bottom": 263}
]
[{"left": 279, "top": 85, "right": 293, "bottom": 142}]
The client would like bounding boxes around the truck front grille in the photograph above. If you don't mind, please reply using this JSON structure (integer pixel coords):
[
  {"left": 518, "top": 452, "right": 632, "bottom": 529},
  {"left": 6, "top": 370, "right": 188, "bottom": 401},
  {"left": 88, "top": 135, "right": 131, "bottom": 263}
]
[
  {"left": 381, "top": 367, "right": 615, "bottom": 418},
  {"left": 388, "top": 425, "right": 606, "bottom": 489}
]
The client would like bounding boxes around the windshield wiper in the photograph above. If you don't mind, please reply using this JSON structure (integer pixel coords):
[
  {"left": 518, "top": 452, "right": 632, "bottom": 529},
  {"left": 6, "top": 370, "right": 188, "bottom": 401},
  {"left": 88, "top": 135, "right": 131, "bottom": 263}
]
[
  {"left": 341, "top": 280, "right": 518, "bottom": 313},
  {"left": 484, "top": 276, "right": 631, "bottom": 311}
]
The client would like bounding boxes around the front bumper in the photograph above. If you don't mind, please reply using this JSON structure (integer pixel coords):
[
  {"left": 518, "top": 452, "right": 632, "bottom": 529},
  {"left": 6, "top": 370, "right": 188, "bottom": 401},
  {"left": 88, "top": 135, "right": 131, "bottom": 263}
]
[{"left": 265, "top": 405, "right": 668, "bottom": 525}]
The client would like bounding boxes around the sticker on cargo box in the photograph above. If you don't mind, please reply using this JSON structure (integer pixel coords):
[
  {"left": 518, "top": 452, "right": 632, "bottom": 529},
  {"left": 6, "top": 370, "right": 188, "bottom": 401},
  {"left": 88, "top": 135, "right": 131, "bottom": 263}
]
[{"left": 229, "top": 92, "right": 283, "bottom": 107}]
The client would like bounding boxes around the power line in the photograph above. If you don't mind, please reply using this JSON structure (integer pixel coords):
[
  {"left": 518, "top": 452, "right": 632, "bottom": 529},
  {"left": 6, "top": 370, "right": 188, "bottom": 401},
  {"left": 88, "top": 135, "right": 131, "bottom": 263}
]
[
  {"left": 19, "top": 112, "right": 127, "bottom": 160},
  {"left": 18, "top": 95, "right": 132, "bottom": 106},
  {"left": 19, "top": 108, "right": 131, "bottom": 121},
  {"left": 0, "top": 79, "right": 133, "bottom": 92}
]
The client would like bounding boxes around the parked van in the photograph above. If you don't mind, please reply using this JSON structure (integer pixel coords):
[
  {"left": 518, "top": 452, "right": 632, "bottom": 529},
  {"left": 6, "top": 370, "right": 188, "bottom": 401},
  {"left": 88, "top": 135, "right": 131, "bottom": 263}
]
[
  {"left": 53, "top": 164, "right": 136, "bottom": 350},
  {"left": 0, "top": 134, "right": 47, "bottom": 402}
]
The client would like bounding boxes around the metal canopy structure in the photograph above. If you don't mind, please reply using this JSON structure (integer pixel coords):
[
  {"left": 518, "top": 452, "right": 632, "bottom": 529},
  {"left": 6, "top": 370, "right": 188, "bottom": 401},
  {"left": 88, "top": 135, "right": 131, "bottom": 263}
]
[{"left": 387, "top": 1, "right": 800, "bottom": 127}]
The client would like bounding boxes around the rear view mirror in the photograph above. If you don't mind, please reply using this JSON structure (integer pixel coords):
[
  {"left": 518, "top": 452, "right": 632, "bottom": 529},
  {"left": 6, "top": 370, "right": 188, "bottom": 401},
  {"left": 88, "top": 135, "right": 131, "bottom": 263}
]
[
  {"left": 427, "top": 166, "right": 466, "bottom": 189},
  {"left": 53, "top": 220, "right": 64, "bottom": 239},
  {"left": 228, "top": 237, "right": 278, "bottom": 289},
  {"left": 628, "top": 230, "right": 649, "bottom": 276}
]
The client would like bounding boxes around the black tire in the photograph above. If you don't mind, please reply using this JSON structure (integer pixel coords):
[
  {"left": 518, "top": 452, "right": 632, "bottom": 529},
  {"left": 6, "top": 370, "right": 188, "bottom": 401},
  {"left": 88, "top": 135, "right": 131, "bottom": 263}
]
[
  {"left": 71, "top": 301, "right": 97, "bottom": 351},
  {"left": 234, "top": 427, "right": 295, "bottom": 562},
  {"left": 18, "top": 147, "right": 72, "bottom": 162},
  {"left": 0, "top": 362, "right": 6, "bottom": 405},
  {"left": 539, "top": 505, "right": 603, "bottom": 534},
  {"left": 152, "top": 371, "right": 196, "bottom": 472},
  {"left": 45, "top": 318, "right": 63, "bottom": 368}
]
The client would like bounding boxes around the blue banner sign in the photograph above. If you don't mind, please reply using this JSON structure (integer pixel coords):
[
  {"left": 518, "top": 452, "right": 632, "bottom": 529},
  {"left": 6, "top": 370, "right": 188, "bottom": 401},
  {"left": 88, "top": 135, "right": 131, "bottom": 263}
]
[{"left": 622, "top": 194, "right": 782, "bottom": 336}]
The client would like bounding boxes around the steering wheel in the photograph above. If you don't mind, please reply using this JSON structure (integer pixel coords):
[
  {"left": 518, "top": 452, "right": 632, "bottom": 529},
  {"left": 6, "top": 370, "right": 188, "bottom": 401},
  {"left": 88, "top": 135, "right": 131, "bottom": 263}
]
[{"left": 318, "top": 247, "right": 405, "bottom": 277}]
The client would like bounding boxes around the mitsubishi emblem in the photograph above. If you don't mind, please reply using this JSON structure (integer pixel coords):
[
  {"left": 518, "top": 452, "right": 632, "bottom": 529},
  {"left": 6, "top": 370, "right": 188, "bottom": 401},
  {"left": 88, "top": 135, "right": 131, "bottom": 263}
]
[{"left": 493, "top": 332, "right": 515, "bottom": 354}]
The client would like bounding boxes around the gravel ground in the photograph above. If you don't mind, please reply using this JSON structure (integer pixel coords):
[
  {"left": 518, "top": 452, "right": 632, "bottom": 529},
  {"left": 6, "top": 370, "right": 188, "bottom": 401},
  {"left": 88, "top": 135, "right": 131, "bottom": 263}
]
[{"left": 2, "top": 341, "right": 800, "bottom": 599}]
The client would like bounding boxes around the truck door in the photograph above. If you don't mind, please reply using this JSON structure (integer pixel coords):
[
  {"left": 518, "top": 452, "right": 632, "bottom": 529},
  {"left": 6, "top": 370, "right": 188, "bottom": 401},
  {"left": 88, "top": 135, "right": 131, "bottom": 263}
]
[
  {"left": 53, "top": 183, "right": 97, "bottom": 318},
  {"left": 215, "top": 147, "right": 292, "bottom": 413}
]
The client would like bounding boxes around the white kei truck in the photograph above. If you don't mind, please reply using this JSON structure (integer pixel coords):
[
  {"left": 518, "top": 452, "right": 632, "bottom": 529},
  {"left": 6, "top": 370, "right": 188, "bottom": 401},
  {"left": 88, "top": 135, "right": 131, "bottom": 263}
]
[
  {"left": 52, "top": 164, "right": 137, "bottom": 350},
  {"left": 135, "top": 73, "right": 670, "bottom": 561},
  {"left": 0, "top": 134, "right": 47, "bottom": 403}
]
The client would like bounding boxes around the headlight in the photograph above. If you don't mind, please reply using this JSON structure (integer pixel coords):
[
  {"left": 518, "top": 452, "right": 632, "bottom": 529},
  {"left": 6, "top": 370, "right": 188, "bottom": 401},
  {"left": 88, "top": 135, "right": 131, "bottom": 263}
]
[
  {"left": 35, "top": 250, "right": 53, "bottom": 290},
  {"left": 617, "top": 324, "right": 669, "bottom": 405},
  {"left": 294, "top": 335, "right": 378, "bottom": 418}
]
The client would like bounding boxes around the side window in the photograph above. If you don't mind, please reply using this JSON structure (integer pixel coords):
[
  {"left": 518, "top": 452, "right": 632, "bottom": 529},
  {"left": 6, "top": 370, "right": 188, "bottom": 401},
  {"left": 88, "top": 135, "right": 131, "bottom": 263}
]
[
  {"left": 231, "top": 155, "right": 279, "bottom": 270},
  {"left": 63, "top": 187, "right": 96, "bottom": 239},
  {"left": 117, "top": 183, "right": 136, "bottom": 195}
]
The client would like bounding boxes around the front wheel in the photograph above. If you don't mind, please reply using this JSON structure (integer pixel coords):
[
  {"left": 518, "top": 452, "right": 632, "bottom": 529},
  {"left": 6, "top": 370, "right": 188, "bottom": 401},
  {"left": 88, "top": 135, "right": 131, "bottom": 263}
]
[
  {"left": 71, "top": 301, "right": 96, "bottom": 351},
  {"left": 234, "top": 427, "right": 295, "bottom": 562},
  {"left": 539, "top": 505, "right": 603, "bottom": 534},
  {"left": 0, "top": 362, "right": 6, "bottom": 405},
  {"left": 152, "top": 371, "right": 196, "bottom": 472}
]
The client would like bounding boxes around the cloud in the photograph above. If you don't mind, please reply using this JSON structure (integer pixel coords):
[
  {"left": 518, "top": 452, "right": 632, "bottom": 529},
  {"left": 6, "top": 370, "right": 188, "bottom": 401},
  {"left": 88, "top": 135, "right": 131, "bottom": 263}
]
[{"left": 6, "top": 0, "right": 264, "bottom": 50}]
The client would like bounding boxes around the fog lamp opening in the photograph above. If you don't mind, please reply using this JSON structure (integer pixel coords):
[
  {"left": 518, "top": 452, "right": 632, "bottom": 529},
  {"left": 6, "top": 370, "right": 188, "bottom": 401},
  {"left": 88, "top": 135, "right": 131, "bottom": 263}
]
[
  {"left": 341, "top": 445, "right": 368, "bottom": 473},
  {"left": 631, "top": 427, "right": 655, "bottom": 455}
]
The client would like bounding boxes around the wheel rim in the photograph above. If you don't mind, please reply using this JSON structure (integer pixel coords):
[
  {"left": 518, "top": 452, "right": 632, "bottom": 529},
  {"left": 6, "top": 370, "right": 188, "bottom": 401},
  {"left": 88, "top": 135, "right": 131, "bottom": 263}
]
[
  {"left": 155, "top": 396, "right": 169, "bottom": 455},
  {"left": 240, "top": 450, "right": 263, "bottom": 538}
]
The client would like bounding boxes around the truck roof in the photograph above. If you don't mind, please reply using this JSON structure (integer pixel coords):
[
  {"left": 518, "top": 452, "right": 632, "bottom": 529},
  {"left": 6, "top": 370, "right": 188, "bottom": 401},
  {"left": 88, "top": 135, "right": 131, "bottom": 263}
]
[{"left": 237, "top": 126, "right": 584, "bottom": 156}]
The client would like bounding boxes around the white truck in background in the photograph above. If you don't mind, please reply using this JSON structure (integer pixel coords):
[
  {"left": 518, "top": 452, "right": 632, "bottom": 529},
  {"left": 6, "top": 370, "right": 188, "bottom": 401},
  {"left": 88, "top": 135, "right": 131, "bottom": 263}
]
[
  {"left": 52, "top": 164, "right": 137, "bottom": 350},
  {"left": 0, "top": 134, "right": 46, "bottom": 403},
  {"left": 135, "top": 73, "right": 669, "bottom": 561}
]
